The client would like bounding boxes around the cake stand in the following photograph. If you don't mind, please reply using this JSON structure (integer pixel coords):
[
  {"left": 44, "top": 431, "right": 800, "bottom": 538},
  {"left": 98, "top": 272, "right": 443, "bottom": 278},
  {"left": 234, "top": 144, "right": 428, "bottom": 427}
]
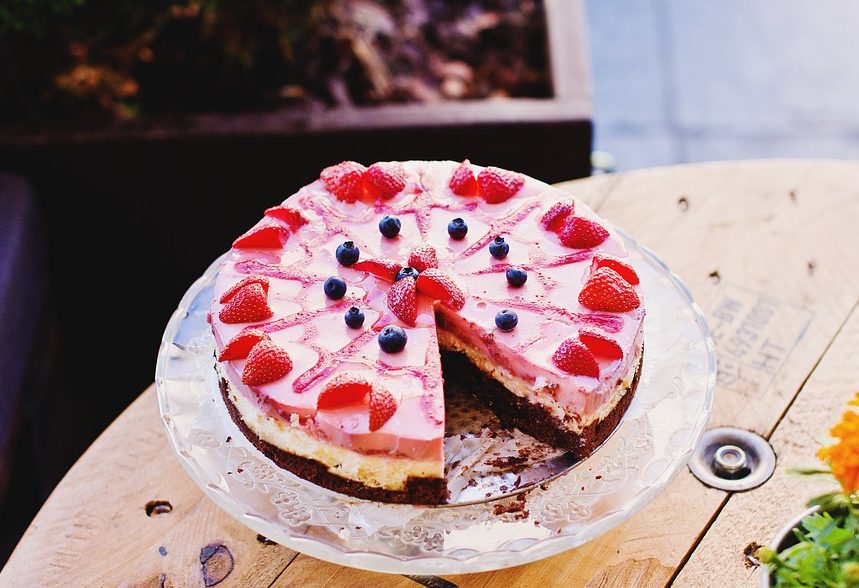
[{"left": 156, "top": 231, "right": 716, "bottom": 574}]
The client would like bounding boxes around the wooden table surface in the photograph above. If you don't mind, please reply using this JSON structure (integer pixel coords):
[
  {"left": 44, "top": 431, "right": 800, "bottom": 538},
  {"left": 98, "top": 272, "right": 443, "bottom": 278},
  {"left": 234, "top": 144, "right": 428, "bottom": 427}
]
[{"left": 4, "top": 160, "right": 859, "bottom": 587}]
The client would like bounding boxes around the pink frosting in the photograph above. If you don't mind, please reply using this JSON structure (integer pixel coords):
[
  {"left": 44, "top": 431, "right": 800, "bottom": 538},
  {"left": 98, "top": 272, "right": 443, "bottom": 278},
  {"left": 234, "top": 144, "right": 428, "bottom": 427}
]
[{"left": 211, "top": 161, "right": 645, "bottom": 462}]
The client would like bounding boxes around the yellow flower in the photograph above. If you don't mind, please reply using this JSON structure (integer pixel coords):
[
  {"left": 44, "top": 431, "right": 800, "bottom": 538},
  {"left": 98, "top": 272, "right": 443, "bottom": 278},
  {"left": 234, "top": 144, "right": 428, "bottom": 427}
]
[{"left": 817, "top": 392, "right": 859, "bottom": 494}]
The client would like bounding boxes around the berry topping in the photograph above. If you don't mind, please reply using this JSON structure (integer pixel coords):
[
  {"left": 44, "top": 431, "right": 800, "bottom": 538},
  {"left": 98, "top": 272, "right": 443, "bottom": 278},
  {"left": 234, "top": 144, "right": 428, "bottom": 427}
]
[
  {"left": 579, "top": 328, "right": 623, "bottom": 359},
  {"left": 478, "top": 167, "right": 525, "bottom": 203},
  {"left": 218, "top": 329, "right": 271, "bottom": 361},
  {"left": 369, "top": 388, "right": 398, "bottom": 431},
  {"left": 489, "top": 236, "right": 509, "bottom": 259},
  {"left": 449, "top": 160, "right": 479, "bottom": 196},
  {"left": 579, "top": 267, "right": 641, "bottom": 312},
  {"left": 378, "top": 215, "right": 401, "bottom": 238},
  {"left": 495, "top": 309, "right": 519, "bottom": 332},
  {"left": 335, "top": 241, "right": 360, "bottom": 266},
  {"left": 264, "top": 206, "right": 307, "bottom": 230},
  {"left": 365, "top": 162, "right": 407, "bottom": 199},
  {"left": 559, "top": 216, "right": 609, "bottom": 249},
  {"left": 219, "top": 276, "right": 270, "bottom": 304},
  {"left": 448, "top": 217, "right": 468, "bottom": 240},
  {"left": 506, "top": 266, "right": 528, "bottom": 287},
  {"left": 416, "top": 268, "right": 466, "bottom": 310},
  {"left": 591, "top": 254, "right": 640, "bottom": 285},
  {"left": 219, "top": 282, "right": 274, "bottom": 324},
  {"left": 344, "top": 306, "right": 365, "bottom": 329},
  {"left": 323, "top": 276, "right": 347, "bottom": 300},
  {"left": 540, "top": 201, "right": 575, "bottom": 232},
  {"left": 394, "top": 266, "right": 420, "bottom": 281},
  {"left": 241, "top": 340, "right": 293, "bottom": 386},
  {"left": 408, "top": 243, "right": 439, "bottom": 272},
  {"left": 387, "top": 277, "right": 417, "bottom": 326},
  {"left": 552, "top": 337, "right": 599, "bottom": 377},
  {"left": 352, "top": 257, "right": 402, "bottom": 281},
  {"left": 317, "top": 374, "right": 372, "bottom": 409},
  {"left": 378, "top": 325, "right": 408, "bottom": 353},
  {"left": 321, "top": 161, "right": 367, "bottom": 203},
  {"left": 232, "top": 225, "right": 288, "bottom": 249}
]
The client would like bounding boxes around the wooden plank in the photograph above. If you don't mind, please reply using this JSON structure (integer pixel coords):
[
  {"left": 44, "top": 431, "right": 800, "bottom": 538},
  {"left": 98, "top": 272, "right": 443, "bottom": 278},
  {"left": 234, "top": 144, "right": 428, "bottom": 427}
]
[{"left": 674, "top": 301, "right": 859, "bottom": 587}]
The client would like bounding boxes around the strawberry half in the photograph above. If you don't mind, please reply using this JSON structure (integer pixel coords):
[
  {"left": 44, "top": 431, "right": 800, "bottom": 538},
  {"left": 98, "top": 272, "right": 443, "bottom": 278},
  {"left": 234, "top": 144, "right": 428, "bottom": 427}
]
[
  {"left": 578, "top": 328, "right": 623, "bottom": 360},
  {"left": 552, "top": 337, "right": 600, "bottom": 377},
  {"left": 219, "top": 276, "right": 270, "bottom": 304},
  {"left": 408, "top": 243, "right": 439, "bottom": 272},
  {"left": 241, "top": 340, "right": 293, "bottom": 386},
  {"left": 317, "top": 374, "right": 372, "bottom": 409},
  {"left": 369, "top": 388, "right": 398, "bottom": 431},
  {"left": 591, "top": 254, "right": 639, "bottom": 285},
  {"left": 233, "top": 225, "right": 289, "bottom": 249},
  {"left": 449, "top": 160, "right": 479, "bottom": 196},
  {"left": 541, "top": 201, "right": 575, "bottom": 232},
  {"left": 579, "top": 267, "right": 641, "bottom": 312},
  {"left": 387, "top": 276, "right": 417, "bottom": 326},
  {"left": 264, "top": 206, "right": 308, "bottom": 230},
  {"left": 219, "top": 282, "right": 274, "bottom": 324},
  {"left": 558, "top": 216, "right": 609, "bottom": 249},
  {"left": 218, "top": 328, "right": 271, "bottom": 361},
  {"left": 352, "top": 257, "right": 402, "bottom": 282},
  {"left": 416, "top": 268, "right": 465, "bottom": 310},
  {"left": 478, "top": 167, "right": 525, "bottom": 203},
  {"left": 321, "top": 161, "right": 367, "bottom": 203},
  {"left": 365, "top": 162, "right": 407, "bottom": 199}
]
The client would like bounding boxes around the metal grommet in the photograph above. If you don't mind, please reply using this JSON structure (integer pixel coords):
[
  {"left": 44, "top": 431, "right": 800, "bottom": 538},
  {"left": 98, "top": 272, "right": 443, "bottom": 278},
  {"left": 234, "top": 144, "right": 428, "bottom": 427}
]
[{"left": 689, "top": 427, "right": 776, "bottom": 491}]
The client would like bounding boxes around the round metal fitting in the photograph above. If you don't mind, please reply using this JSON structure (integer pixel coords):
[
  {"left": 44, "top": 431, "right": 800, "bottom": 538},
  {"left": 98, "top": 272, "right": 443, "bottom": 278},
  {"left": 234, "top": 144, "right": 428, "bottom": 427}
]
[{"left": 689, "top": 427, "right": 776, "bottom": 491}]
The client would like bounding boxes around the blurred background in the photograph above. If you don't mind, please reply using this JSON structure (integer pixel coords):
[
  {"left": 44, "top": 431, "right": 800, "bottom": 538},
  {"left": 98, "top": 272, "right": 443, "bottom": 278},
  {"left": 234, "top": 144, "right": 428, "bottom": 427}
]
[{"left": 1, "top": 0, "right": 858, "bottom": 565}]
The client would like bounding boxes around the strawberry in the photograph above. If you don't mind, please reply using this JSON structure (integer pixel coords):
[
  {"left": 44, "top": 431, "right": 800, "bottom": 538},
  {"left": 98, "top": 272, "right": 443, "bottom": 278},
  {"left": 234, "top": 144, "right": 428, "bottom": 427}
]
[
  {"left": 579, "top": 267, "right": 641, "bottom": 312},
  {"left": 365, "top": 162, "right": 407, "bottom": 199},
  {"left": 449, "top": 160, "right": 479, "bottom": 196},
  {"left": 317, "top": 374, "right": 372, "bottom": 409},
  {"left": 540, "top": 201, "right": 575, "bottom": 232},
  {"left": 219, "top": 282, "right": 274, "bottom": 324},
  {"left": 264, "top": 206, "right": 307, "bottom": 230},
  {"left": 578, "top": 328, "right": 623, "bottom": 360},
  {"left": 352, "top": 257, "right": 402, "bottom": 282},
  {"left": 591, "top": 254, "right": 639, "bottom": 285},
  {"left": 218, "top": 329, "right": 271, "bottom": 361},
  {"left": 408, "top": 243, "right": 439, "bottom": 272},
  {"left": 552, "top": 337, "right": 600, "bottom": 377},
  {"left": 321, "top": 161, "right": 367, "bottom": 203},
  {"left": 241, "top": 340, "right": 293, "bottom": 386},
  {"left": 387, "top": 276, "right": 417, "bottom": 326},
  {"left": 416, "top": 268, "right": 465, "bottom": 310},
  {"left": 369, "top": 388, "right": 398, "bottom": 431},
  {"left": 219, "top": 276, "right": 270, "bottom": 304},
  {"left": 558, "top": 216, "right": 609, "bottom": 249},
  {"left": 478, "top": 167, "right": 525, "bottom": 203},
  {"left": 233, "top": 225, "right": 288, "bottom": 249}
]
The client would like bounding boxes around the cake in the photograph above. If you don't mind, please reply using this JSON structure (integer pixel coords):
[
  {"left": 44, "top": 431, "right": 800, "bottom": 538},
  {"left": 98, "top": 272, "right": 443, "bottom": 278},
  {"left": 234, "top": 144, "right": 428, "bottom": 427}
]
[{"left": 210, "top": 160, "right": 644, "bottom": 505}]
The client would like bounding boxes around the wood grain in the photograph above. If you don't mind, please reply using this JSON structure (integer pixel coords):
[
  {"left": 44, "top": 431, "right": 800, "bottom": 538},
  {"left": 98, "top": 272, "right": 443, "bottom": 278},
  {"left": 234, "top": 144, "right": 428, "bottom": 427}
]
[{"left": 3, "top": 161, "right": 859, "bottom": 587}]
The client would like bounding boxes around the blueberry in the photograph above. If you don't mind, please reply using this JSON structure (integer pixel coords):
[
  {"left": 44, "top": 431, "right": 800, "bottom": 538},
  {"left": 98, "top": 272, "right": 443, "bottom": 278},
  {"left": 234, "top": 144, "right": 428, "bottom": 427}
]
[
  {"left": 506, "top": 267, "right": 528, "bottom": 287},
  {"left": 324, "top": 276, "right": 347, "bottom": 299},
  {"left": 378, "top": 325, "right": 408, "bottom": 353},
  {"left": 447, "top": 217, "right": 468, "bottom": 240},
  {"left": 395, "top": 266, "right": 420, "bottom": 281},
  {"left": 489, "top": 236, "right": 509, "bottom": 259},
  {"left": 344, "top": 306, "right": 365, "bottom": 328},
  {"left": 335, "top": 241, "right": 360, "bottom": 266},
  {"left": 379, "top": 215, "right": 401, "bottom": 238},
  {"left": 495, "top": 309, "right": 519, "bottom": 332}
]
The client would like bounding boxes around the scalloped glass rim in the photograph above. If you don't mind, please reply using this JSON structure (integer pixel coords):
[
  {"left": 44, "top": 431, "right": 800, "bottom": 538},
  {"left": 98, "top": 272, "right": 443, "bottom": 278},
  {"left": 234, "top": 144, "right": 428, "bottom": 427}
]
[{"left": 156, "top": 229, "right": 716, "bottom": 575}]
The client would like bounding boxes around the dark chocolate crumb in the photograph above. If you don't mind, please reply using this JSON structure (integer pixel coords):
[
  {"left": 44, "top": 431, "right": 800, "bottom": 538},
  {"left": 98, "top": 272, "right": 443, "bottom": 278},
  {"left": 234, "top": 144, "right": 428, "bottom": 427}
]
[
  {"left": 225, "top": 436, "right": 232, "bottom": 443},
  {"left": 807, "top": 260, "right": 816, "bottom": 275},
  {"left": 145, "top": 500, "right": 173, "bottom": 517},
  {"left": 237, "top": 468, "right": 244, "bottom": 474},
  {"left": 709, "top": 269, "right": 721, "bottom": 284},
  {"left": 789, "top": 190, "right": 797, "bottom": 202},
  {"left": 595, "top": 475, "right": 602, "bottom": 480}
]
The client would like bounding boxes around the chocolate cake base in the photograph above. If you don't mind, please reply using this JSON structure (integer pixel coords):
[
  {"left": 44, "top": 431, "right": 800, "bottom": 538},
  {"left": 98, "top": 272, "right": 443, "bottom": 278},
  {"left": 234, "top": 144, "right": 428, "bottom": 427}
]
[{"left": 219, "top": 377, "right": 448, "bottom": 505}]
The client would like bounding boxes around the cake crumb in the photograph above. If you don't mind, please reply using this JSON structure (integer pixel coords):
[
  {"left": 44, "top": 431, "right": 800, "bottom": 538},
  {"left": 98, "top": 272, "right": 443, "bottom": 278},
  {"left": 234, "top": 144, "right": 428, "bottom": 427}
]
[
  {"left": 493, "top": 494, "right": 529, "bottom": 520},
  {"left": 225, "top": 436, "right": 232, "bottom": 443}
]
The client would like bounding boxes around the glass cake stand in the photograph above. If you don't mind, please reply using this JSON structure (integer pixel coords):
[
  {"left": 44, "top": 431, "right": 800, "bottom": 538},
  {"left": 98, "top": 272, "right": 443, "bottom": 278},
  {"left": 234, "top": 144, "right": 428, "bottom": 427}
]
[{"left": 155, "top": 231, "right": 716, "bottom": 575}]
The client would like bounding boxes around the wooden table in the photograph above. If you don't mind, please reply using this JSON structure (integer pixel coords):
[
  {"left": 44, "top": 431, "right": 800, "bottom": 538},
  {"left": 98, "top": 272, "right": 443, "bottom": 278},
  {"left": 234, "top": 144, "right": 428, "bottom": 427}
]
[{"left": 3, "top": 160, "right": 859, "bottom": 587}]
